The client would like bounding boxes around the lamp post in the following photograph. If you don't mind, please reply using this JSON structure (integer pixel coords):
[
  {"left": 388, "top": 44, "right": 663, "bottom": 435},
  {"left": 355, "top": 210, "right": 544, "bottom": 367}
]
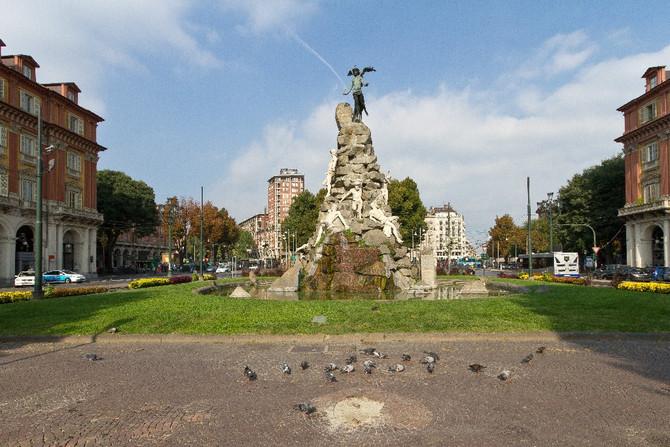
[
  {"left": 547, "top": 192, "right": 554, "bottom": 253},
  {"left": 32, "top": 107, "right": 55, "bottom": 300}
]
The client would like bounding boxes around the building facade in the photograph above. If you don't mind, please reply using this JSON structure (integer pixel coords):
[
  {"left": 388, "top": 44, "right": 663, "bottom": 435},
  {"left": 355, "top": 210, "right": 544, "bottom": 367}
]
[
  {"left": 425, "top": 204, "right": 473, "bottom": 263},
  {"left": 266, "top": 168, "right": 304, "bottom": 261},
  {"left": 238, "top": 212, "right": 268, "bottom": 261},
  {"left": 617, "top": 66, "right": 670, "bottom": 268},
  {"left": 0, "top": 39, "right": 105, "bottom": 285}
]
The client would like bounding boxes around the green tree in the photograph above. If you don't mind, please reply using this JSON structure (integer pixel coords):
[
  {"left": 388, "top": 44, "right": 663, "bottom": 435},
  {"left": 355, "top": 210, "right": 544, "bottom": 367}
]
[
  {"left": 555, "top": 154, "right": 625, "bottom": 263},
  {"left": 281, "top": 188, "right": 327, "bottom": 246},
  {"left": 388, "top": 177, "right": 427, "bottom": 246},
  {"left": 233, "top": 230, "right": 255, "bottom": 260},
  {"left": 97, "top": 170, "right": 160, "bottom": 272}
]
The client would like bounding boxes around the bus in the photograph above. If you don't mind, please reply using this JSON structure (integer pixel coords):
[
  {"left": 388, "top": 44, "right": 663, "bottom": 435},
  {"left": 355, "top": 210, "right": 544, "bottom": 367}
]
[{"left": 518, "top": 252, "right": 580, "bottom": 277}]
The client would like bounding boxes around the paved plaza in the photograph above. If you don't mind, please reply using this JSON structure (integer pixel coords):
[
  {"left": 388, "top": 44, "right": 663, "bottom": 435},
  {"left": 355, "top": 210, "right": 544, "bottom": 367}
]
[{"left": 1, "top": 332, "right": 669, "bottom": 446}]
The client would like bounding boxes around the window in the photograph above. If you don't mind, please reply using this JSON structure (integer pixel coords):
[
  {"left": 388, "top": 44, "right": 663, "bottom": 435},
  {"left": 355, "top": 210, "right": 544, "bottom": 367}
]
[
  {"left": 22, "top": 65, "right": 32, "bottom": 79},
  {"left": 0, "top": 169, "right": 7, "bottom": 196},
  {"left": 66, "top": 151, "right": 82, "bottom": 178},
  {"left": 642, "top": 142, "right": 659, "bottom": 164},
  {"left": 643, "top": 182, "right": 660, "bottom": 203},
  {"left": 0, "top": 124, "right": 7, "bottom": 155},
  {"left": 19, "top": 90, "right": 41, "bottom": 115},
  {"left": 650, "top": 75, "right": 658, "bottom": 89},
  {"left": 66, "top": 187, "right": 82, "bottom": 209},
  {"left": 67, "top": 90, "right": 75, "bottom": 102},
  {"left": 68, "top": 114, "right": 84, "bottom": 135},
  {"left": 0, "top": 78, "right": 5, "bottom": 101},
  {"left": 20, "top": 133, "right": 37, "bottom": 163},
  {"left": 20, "top": 179, "right": 36, "bottom": 202},
  {"left": 639, "top": 101, "right": 657, "bottom": 124}
]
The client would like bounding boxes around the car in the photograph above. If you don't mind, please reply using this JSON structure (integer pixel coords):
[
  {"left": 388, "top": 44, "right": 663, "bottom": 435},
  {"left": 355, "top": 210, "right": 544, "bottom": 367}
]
[
  {"left": 42, "top": 270, "right": 87, "bottom": 284},
  {"left": 648, "top": 266, "right": 668, "bottom": 281},
  {"left": 205, "top": 265, "right": 216, "bottom": 273},
  {"left": 216, "top": 265, "right": 230, "bottom": 273},
  {"left": 619, "top": 266, "right": 650, "bottom": 282},
  {"left": 593, "top": 264, "right": 626, "bottom": 280},
  {"left": 14, "top": 270, "right": 35, "bottom": 287}
]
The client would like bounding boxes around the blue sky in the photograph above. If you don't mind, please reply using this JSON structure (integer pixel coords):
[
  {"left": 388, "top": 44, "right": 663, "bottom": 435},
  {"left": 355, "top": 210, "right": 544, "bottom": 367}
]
[{"left": 2, "top": 1, "right": 670, "bottom": 246}]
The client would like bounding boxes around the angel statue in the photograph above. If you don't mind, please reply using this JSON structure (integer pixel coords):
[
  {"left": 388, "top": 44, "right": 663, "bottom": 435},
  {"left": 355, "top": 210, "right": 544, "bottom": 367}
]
[{"left": 343, "top": 66, "right": 375, "bottom": 122}]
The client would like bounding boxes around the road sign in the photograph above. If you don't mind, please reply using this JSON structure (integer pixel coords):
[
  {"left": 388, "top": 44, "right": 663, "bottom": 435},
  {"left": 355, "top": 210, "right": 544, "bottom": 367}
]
[
  {"left": 481, "top": 254, "right": 489, "bottom": 260},
  {"left": 593, "top": 247, "right": 600, "bottom": 254}
]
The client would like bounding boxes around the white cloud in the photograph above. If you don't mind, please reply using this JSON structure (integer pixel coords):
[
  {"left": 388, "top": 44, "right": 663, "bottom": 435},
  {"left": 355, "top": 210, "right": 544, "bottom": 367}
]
[{"left": 220, "top": 0, "right": 319, "bottom": 34}]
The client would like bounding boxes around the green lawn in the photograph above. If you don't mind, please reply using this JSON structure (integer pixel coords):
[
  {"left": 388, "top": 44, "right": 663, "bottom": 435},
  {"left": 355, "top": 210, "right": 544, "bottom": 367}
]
[{"left": 0, "top": 278, "right": 669, "bottom": 336}]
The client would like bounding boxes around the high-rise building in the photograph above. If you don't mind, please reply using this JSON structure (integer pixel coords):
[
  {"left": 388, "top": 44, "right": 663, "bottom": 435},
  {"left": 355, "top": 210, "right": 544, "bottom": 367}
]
[
  {"left": 266, "top": 168, "right": 304, "bottom": 260},
  {"left": 617, "top": 66, "right": 670, "bottom": 267},
  {"left": 0, "top": 39, "right": 106, "bottom": 285}
]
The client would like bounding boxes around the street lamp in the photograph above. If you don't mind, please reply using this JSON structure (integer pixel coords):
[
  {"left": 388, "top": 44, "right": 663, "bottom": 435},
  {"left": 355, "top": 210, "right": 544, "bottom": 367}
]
[
  {"left": 32, "top": 106, "right": 55, "bottom": 300},
  {"left": 547, "top": 192, "right": 554, "bottom": 253}
]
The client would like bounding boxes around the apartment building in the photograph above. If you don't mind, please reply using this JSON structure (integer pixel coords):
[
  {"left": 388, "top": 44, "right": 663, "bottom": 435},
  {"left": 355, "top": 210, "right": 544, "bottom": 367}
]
[
  {"left": 0, "top": 39, "right": 105, "bottom": 285},
  {"left": 425, "top": 204, "right": 472, "bottom": 263},
  {"left": 617, "top": 66, "right": 670, "bottom": 267},
  {"left": 266, "top": 168, "right": 304, "bottom": 260}
]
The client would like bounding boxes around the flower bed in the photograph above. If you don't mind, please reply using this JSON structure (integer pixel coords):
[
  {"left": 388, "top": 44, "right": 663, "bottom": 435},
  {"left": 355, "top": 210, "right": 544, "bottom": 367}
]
[
  {"left": 0, "top": 291, "right": 31, "bottom": 304},
  {"left": 617, "top": 281, "right": 670, "bottom": 293},
  {"left": 514, "top": 272, "right": 587, "bottom": 285},
  {"left": 0, "top": 286, "right": 110, "bottom": 304}
]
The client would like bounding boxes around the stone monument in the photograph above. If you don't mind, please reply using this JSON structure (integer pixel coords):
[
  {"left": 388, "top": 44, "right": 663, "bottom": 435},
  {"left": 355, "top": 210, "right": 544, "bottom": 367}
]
[{"left": 270, "top": 102, "right": 425, "bottom": 293}]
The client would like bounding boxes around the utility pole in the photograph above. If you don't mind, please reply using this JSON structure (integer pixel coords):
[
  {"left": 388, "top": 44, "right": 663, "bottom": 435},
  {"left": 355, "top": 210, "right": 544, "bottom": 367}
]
[{"left": 527, "top": 177, "right": 533, "bottom": 277}]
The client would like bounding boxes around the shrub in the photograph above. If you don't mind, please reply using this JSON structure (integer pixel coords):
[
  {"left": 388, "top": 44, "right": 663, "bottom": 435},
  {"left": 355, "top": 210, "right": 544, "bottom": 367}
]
[
  {"left": 128, "top": 278, "right": 171, "bottom": 289},
  {"left": 618, "top": 281, "right": 670, "bottom": 293},
  {"left": 0, "top": 291, "right": 31, "bottom": 304},
  {"left": 203, "top": 274, "right": 215, "bottom": 281},
  {"left": 192, "top": 272, "right": 200, "bottom": 282},
  {"left": 169, "top": 275, "right": 192, "bottom": 285}
]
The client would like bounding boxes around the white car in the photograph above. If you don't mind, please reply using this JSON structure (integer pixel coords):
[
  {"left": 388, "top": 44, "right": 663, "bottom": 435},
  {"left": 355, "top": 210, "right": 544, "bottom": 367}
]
[
  {"left": 216, "top": 265, "right": 230, "bottom": 273},
  {"left": 14, "top": 271, "right": 35, "bottom": 287}
]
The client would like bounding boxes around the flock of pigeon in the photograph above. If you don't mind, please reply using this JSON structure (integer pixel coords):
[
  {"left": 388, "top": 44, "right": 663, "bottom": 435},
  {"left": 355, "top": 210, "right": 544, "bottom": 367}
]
[{"left": 240, "top": 345, "right": 548, "bottom": 417}]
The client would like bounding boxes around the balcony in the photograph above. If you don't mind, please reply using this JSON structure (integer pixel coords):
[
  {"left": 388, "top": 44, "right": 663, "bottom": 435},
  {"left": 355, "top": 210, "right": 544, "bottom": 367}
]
[{"left": 618, "top": 197, "right": 670, "bottom": 217}]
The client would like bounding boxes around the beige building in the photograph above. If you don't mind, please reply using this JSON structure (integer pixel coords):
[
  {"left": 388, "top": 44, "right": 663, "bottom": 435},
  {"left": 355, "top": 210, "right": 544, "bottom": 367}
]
[
  {"left": 0, "top": 39, "right": 105, "bottom": 285},
  {"left": 425, "top": 204, "right": 473, "bottom": 263},
  {"left": 266, "top": 168, "right": 304, "bottom": 262}
]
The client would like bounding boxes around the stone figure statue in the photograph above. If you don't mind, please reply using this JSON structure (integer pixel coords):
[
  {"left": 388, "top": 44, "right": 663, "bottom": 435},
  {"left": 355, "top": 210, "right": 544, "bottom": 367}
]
[
  {"left": 369, "top": 197, "right": 402, "bottom": 243},
  {"left": 380, "top": 170, "right": 391, "bottom": 204},
  {"left": 340, "top": 183, "right": 363, "bottom": 219},
  {"left": 323, "top": 149, "right": 338, "bottom": 196},
  {"left": 315, "top": 202, "right": 349, "bottom": 242},
  {"left": 343, "top": 66, "right": 375, "bottom": 123}
]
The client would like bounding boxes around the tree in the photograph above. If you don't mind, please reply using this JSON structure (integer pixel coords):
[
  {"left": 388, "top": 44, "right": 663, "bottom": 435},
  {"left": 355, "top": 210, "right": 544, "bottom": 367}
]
[
  {"left": 388, "top": 177, "right": 427, "bottom": 246},
  {"left": 233, "top": 230, "right": 255, "bottom": 260},
  {"left": 281, "top": 189, "right": 327, "bottom": 246},
  {"left": 97, "top": 170, "right": 160, "bottom": 272},
  {"left": 488, "top": 214, "right": 525, "bottom": 262},
  {"left": 555, "top": 154, "right": 625, "bottom": 263}
]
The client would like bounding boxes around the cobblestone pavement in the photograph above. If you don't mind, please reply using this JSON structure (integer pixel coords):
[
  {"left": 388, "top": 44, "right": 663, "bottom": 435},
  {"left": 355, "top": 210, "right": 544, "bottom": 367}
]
[{"left": 1, "top": 333, "right": 669, "bottom": 446}]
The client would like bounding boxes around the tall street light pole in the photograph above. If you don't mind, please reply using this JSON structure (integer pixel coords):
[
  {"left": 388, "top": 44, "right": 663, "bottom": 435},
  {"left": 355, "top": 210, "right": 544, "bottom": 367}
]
[
  {"left": 33, "top": 107, "right": 45, "bottom": 300},
  {"left": 547, "top": 192, "right": 554, "bottom": 253}
]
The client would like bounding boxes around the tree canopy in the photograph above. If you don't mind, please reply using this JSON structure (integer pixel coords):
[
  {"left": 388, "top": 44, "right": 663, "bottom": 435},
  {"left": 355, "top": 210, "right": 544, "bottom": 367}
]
[
  {"left": 281, "top": 188, "right": 327, "bottom": 246},
  {"left": 388, "top": 177, "right": 427, "bottom": 245},
  {"left": 97, "top": 170, "right": 160, "bottom": 271}
]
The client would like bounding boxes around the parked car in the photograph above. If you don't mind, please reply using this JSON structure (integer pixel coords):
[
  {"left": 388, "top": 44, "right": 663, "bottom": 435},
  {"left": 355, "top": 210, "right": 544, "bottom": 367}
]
[
  {"left": 42, "top": 270, "right": 87, "bottom": 284},
  {"left": 14, "top": 270, "right": 35, "bottom": 287},
  {"left": 593, "top": 264, "right": 627, "bottom": 280},
  {"left": 619, "top": 266, "right": 651, "bottom": 282},
  {"left": 216, "top": 265, "right": 230, "bottom": 273}
]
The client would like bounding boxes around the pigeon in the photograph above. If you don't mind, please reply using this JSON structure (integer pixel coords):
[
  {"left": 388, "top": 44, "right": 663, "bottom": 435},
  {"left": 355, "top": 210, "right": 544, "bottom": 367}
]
[
  {"left": 401, "top": 354, "right": 412, "bottom": 362},
  {"left": 498, "top": 370, "right": 511, "bottom": 381},
  {"left": 300, "top": 361, "right": 309, "bottom": 370},
  {"left": 371, "top": 305, "right": 379, "bottom": 311},
  {"left": 107, "top": 327, "right": 118, "bottom": 333},
  {"left": 536, "top": 346, "right": 546, "bottom": 354},
  {"left": 363, "top": 360, "right": 376, "bottom": 369},
  {"left": 325, "top": 372, "right": 338, "bottom": 383},
  {"left": 423, "top": 351, "right": 440, "bottom": 361},
  {"left": 84, "top": 353, "right": 100, "bottom": 361},
  {"left": 372, "top": 350, "right": 388, "bottom": 359},
  {"left": 420, "top": 356, "right": 435, "bottom": 364},
  {"left": 361, "top": 348, "right": 377, "bottom": 356},
  {"left": 469, "top": 363, "right": 486, "bottom": 373},
  {"left": 346, "top": 355, "right": 357, "bottom": 364},
  {"left": 521, "top": 353, "right": 534, "bottom": 364},
  {"left": 427, "top": 362, "right": 435, "bottom": 373},
  {"left": 340, "top": 364, "right": 355, "bottom": 374},
  {"left": 324, "top": 363, "right": 338, "bottom": 372},
  {"left": 282, "top": 362, "right": 292, "bottom": 374},
  {"left": 364, "top": 363, "right": 374, "bottom": 374},
  {"left": 293, "top": 402, "right": 316, "bottom": 417},
  {"left": 388, "top": 364, "right": 406, "bottom": 372},
  {"left": 244, "top": 365, "right": 257, "bottom": 381}
]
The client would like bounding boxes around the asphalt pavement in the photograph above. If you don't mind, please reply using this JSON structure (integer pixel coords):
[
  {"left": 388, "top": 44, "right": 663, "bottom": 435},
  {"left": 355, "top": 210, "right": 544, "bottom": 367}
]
[{"left": 1, "top": 332, "right": 669, "bottom": 446}]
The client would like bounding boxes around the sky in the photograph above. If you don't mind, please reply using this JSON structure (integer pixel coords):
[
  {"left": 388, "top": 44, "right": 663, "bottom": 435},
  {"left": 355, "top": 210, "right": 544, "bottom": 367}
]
[{"left": 2, "top": 1, "right": 670, "bottom": 247}]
